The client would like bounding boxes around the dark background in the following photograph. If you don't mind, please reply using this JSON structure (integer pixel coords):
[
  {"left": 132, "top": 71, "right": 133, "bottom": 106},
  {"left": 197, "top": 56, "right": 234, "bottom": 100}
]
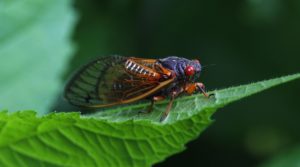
[{"left": 63, "top": 0, "right": 300, "bottom": 166}]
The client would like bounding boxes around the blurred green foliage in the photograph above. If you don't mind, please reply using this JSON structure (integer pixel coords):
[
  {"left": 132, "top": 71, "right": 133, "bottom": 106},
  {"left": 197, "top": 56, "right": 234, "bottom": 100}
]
[
  {"left": 260, "top": 145, "right": 300, "bottom": 167},
  {"left": 0, "top": 0, "right": 76, "bottom": 114}
]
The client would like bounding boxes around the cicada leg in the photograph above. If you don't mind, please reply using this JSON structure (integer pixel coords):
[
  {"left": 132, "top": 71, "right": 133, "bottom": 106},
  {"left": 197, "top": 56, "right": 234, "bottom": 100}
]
[
  {"left": 160, "top": 89, "right": 183, "bottom": 122},
  {"left": 185, "top": 82, "right": 213, "bottom": 97},
  {"left": 139, "top": 96, "right": 165, "bottom": 114},
  {"left": 195, "top": 82, "right": 216, "bottom": 98},
  {"left": 160, "top": 95, "right": 174, "bottom": 122}
]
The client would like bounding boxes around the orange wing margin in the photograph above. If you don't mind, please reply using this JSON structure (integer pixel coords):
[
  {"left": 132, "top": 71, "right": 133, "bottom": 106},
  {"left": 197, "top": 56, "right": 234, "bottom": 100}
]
[
  {"left": 86, "top": 78, "right": 174, "bottom": 108},
  {"left": 64, "top": 56, "right": 175, "bottom": 108}
]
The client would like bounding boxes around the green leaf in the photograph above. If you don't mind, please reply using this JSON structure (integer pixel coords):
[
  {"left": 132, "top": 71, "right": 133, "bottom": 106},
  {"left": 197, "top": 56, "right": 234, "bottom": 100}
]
[
  {"left": 0, "top": 0, "right": 77, "bottom": 114},
  {"left": 0, "top": 73, "right": 299, "bottom": 167}
]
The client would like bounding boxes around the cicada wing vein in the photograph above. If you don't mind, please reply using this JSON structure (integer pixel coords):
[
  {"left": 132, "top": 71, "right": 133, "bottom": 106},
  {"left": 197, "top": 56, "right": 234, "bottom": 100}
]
[{"left": 64, "top": 55, "right": 174, "bottom": 108}]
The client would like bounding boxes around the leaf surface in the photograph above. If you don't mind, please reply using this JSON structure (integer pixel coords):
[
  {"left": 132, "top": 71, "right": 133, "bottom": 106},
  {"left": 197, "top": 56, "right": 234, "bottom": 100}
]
[{"left": 0, "top": 73, "right": 299, "bottom": 166}]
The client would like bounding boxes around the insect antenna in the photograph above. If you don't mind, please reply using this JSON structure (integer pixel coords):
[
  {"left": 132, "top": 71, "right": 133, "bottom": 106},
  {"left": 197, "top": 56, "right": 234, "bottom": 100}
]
[{"left": 201, "top": 64, "right": 216, "bottom": 70}]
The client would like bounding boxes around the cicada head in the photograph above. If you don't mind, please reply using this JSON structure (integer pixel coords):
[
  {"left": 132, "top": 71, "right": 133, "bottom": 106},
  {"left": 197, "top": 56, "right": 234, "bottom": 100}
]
[{"left": 159, "top": 56, "right": 202, "bottom": 81}]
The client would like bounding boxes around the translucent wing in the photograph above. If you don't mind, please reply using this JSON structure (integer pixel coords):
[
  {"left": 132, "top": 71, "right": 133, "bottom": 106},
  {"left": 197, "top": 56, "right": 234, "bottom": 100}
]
[{"left": 64, "top": 55, "right": 174, "bottom": 108}]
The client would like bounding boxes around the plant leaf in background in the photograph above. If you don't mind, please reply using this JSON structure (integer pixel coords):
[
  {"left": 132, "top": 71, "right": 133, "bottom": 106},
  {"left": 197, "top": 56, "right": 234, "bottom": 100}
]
[
  {"left": 0, "top": 0, "right": 77, "bottom": 114},
  {"left": 0, "top": 73, "right": 298, "bottom": 167},
  {"left": 260, "top": 145, "right": 300, "bottom": 167}
]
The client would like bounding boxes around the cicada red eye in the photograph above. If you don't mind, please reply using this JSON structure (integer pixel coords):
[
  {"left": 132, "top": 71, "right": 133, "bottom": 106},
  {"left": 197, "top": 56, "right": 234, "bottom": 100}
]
[{"left": 185, "top": 65, "right": 195, "bottom": 76}]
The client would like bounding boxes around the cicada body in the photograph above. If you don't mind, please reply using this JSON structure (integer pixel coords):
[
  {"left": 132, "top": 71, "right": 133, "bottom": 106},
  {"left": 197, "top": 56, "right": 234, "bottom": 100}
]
[{"left": 64, "top": 55, "right": 209, "bottom": 121}]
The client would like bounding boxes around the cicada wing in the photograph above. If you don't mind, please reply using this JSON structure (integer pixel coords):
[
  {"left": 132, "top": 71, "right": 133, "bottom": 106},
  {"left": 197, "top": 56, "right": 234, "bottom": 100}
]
[
  {"left": 64, "top": 56, "right": 125, "bottom": 107},
  {"left": 64, "top": 55, "right": 174, "bottom": 108}
]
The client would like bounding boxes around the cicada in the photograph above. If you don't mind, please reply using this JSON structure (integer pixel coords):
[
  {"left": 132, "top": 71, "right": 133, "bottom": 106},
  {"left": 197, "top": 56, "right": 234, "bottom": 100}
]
[{"left": 64, "top": 56, "right": 210, "bottom": 121}]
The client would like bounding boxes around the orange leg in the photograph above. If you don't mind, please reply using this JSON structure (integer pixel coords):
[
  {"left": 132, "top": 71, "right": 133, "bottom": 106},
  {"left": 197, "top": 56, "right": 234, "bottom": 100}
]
[
  {"left": 195, "top": 82, "right": 209, "bottom": 97},
  {"left": 185, "top": 82, "right": 209, "bottom": 97},
  {"left": 160, "top": 93, "right": 175, "bottom": 122},
  {"left": 159, "top": 89, "right": 183, "bottom": 122},
  {"left": 159, "top": 83, "right": 213, "bottom": 122}
]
